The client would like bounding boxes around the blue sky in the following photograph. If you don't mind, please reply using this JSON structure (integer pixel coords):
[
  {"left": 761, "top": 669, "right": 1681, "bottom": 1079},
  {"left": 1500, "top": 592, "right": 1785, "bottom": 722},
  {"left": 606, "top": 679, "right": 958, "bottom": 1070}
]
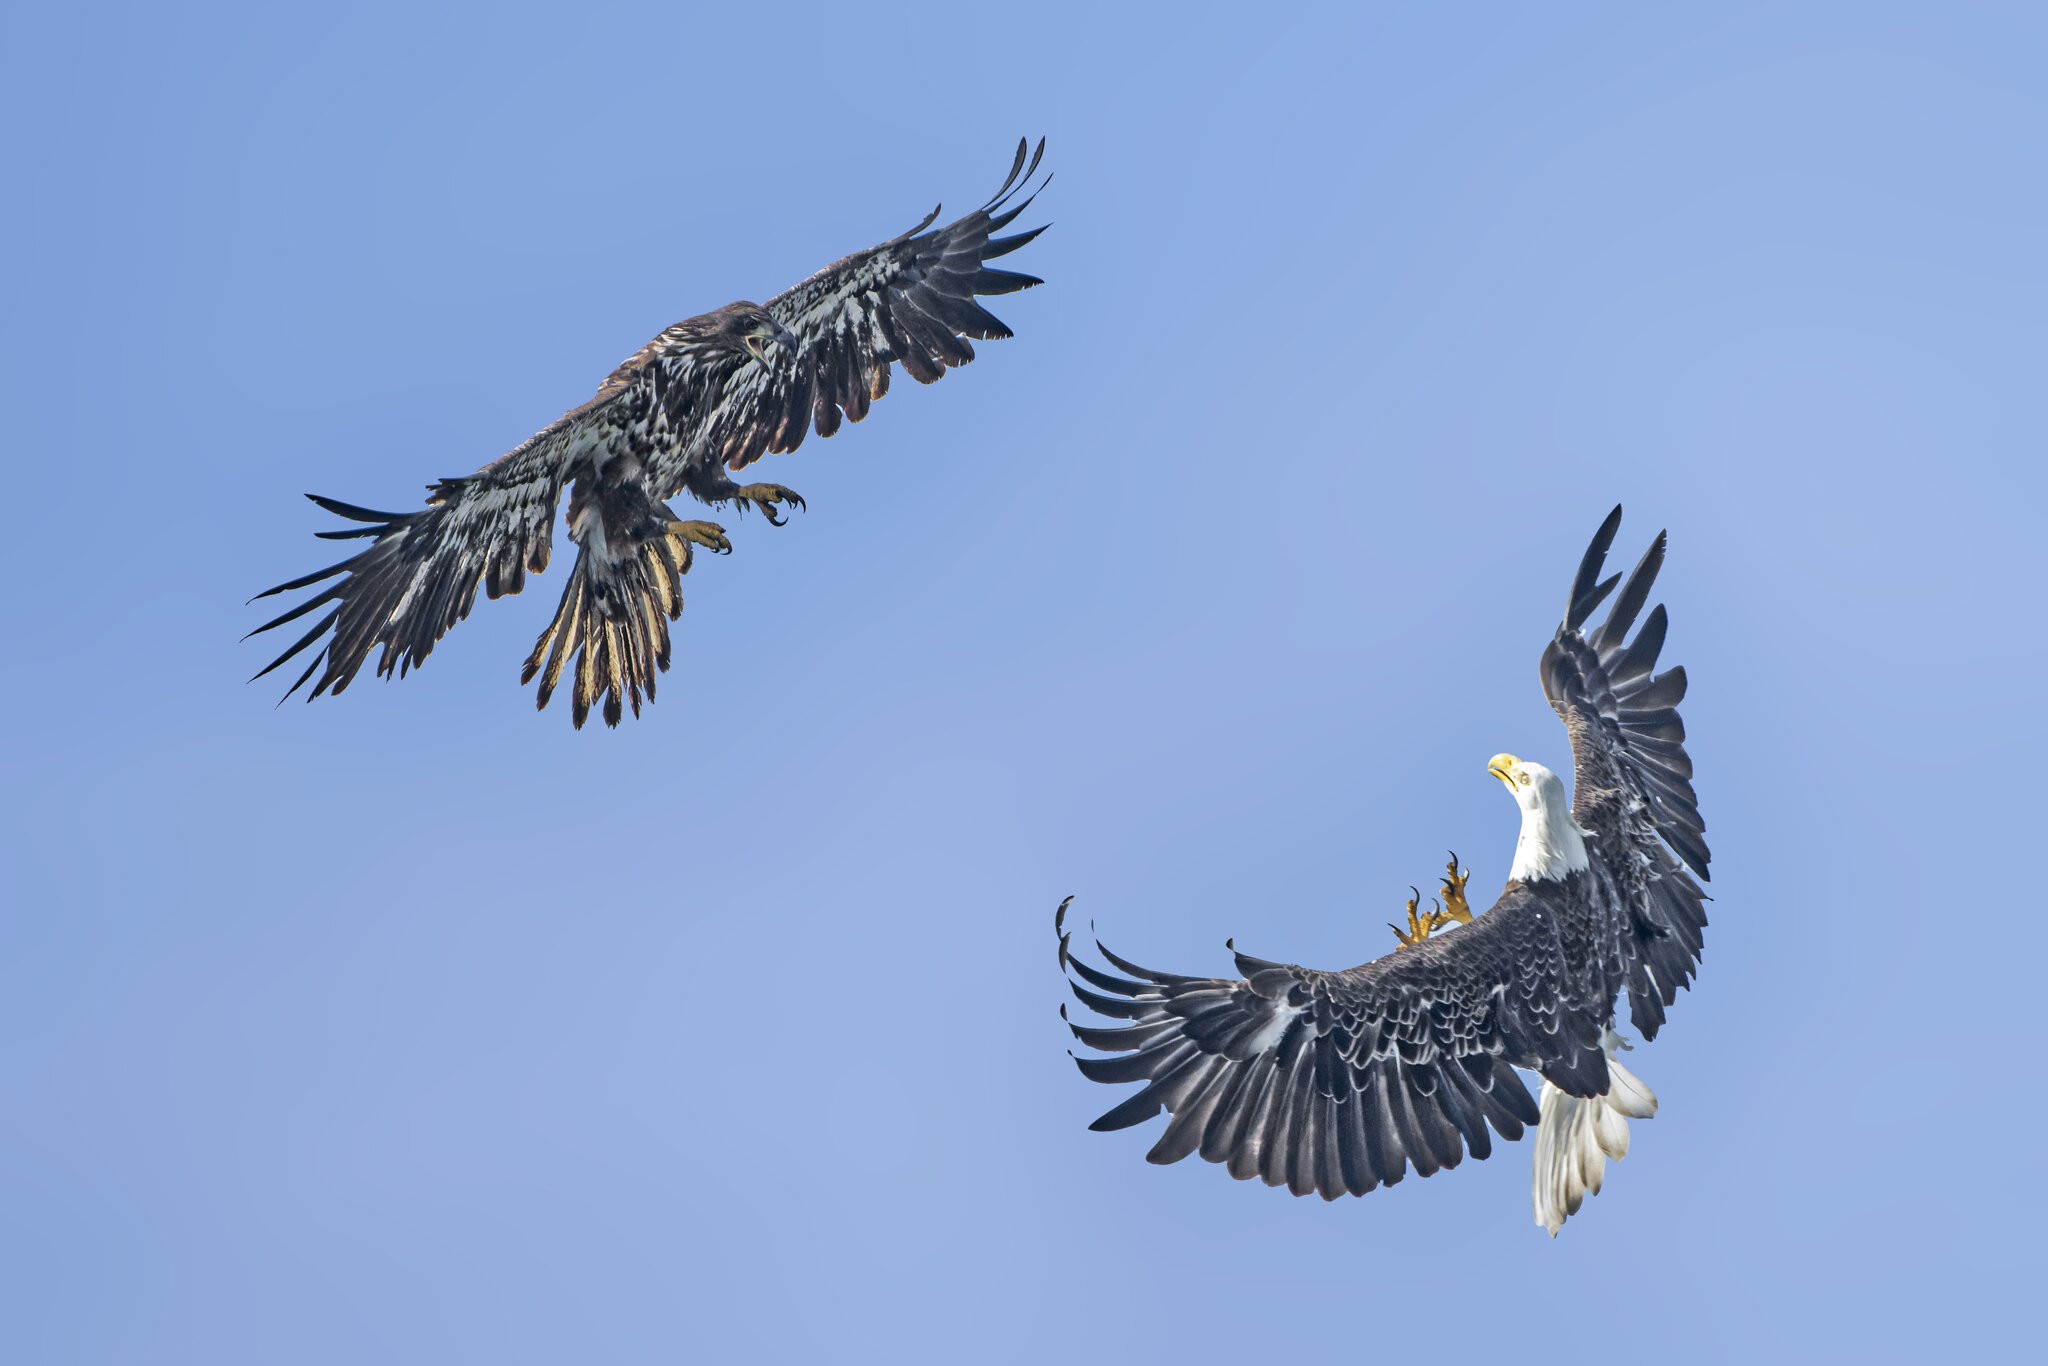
[{"left": 3, "top": 2, "right": 2043, "bottom": 1361}]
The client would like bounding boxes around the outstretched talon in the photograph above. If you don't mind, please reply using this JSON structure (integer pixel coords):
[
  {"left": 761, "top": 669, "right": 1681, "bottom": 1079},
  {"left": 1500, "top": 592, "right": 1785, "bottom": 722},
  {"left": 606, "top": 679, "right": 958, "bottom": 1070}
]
[
  {"left": 735, "top": 483, "right": 806, "bottom": 526},
  {"left": 1391, "top": 885, "right": 1450, "bottom": 949},
  {"left": 1438, "top": 851, "right": 1474, "bottom": 926},
  {"left": 658, "top": 519, "right": 732, "bottom": 574}
]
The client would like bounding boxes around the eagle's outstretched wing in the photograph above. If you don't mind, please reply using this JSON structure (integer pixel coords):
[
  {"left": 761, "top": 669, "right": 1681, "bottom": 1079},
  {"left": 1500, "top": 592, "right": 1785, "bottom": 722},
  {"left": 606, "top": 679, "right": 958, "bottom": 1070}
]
[
  {"left": 1540, "top": 506, "right": 1711, "bottom": 1038},
  {"left": 1059, "top": 509, "right": 1712, "bottom": 1201},
  {"left": 1056, "top": 891, "right": 1610, "bottom": 1200},
  {"left": 698, "top": 137, "right": 1048, "bottom": 474},
  {"left": 246, "top": 398, "right": 609, "bottom": 701}
]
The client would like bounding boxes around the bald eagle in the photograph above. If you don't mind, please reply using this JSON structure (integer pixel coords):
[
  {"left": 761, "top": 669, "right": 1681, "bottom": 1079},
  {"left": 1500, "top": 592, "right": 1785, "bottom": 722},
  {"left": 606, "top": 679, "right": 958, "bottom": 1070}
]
[
  {"left": 1057, "top": 508, "right": 1710, "bottom": 1233},
  {"left": 249, "top": 141, "right": 1048, "bottom": 728}
]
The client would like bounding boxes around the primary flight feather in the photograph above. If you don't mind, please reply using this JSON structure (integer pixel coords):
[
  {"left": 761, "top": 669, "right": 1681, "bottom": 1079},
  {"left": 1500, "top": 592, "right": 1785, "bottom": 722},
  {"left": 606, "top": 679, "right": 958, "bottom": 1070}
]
[
  {"left": 249, "top": 140, "right": 1049, "bottom": 728},
  {"left": 1058, "top": 507, "right": 1711, "bottom": 1233}
]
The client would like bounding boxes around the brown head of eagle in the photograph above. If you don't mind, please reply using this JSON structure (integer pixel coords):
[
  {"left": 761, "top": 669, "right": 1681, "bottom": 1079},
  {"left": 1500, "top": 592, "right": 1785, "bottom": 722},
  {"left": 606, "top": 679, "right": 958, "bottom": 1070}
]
[{"left": 248, "top": 140, "right": 1048, "bottom": 728}]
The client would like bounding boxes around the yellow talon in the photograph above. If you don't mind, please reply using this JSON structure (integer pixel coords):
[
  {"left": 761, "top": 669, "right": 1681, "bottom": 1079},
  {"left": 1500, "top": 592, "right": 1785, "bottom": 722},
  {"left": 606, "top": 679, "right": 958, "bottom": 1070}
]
[
  {"left": 735, "top": 483, "right": 805, "bottom": 526},
  {"left": 1439, "top": 852, "right": 1473, "bottom": 925},
  {"left": 1391, "top": 885, "right": 1450, "bottom": 949},
  {"left": 664, "top": 519, "right": 732, "bottom": 557}
]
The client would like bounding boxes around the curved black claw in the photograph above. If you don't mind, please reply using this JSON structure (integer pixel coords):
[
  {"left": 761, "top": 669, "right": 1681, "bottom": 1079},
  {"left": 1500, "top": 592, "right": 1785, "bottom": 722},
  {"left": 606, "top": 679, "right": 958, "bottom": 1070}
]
[
  {"left": 737, "top": 484, "right": 805, "bottom": 527},
  {"left": 1393, "top": 885, "right": 1449, "bottom": 949},
  {"left": 1439, "top": 851, "right": 1473, "bottom": 924},
  {"left": 660, "top": 521, "right": 733, "bottom": 572}
]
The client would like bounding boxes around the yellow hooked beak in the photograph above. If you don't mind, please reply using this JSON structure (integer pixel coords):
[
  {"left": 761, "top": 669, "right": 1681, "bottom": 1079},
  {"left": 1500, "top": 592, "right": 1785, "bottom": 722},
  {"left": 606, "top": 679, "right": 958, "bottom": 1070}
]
[{"left": 1487, "top": 753, "right": 1520, "bottom": 789}]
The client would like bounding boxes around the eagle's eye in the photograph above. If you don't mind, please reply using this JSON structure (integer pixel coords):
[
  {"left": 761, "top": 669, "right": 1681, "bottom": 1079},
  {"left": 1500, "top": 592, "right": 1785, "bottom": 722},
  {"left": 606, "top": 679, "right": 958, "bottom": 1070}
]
[{"left": 1518, "top": 773, "right": 1532, "bottom": 786}]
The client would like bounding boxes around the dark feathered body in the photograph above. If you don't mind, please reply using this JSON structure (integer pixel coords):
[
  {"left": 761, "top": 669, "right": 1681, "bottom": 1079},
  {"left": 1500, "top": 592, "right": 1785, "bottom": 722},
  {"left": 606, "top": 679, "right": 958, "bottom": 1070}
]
[
  {"left": 250, "top": 142, "right": 1049, "bottom": 727},
  {"left": 1060, "top": 508, "right": 1710, "bottom": 1203}
]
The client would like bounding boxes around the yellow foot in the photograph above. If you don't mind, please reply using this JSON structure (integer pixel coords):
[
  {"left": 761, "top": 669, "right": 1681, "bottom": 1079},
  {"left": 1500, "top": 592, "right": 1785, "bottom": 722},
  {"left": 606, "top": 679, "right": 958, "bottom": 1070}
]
[
  {"left": 1438, "top": 852, "right": 1473, "bottom": 926},
  {"left": 657, "top": 519, "right": 731, "bottom": 574},
  {"left": 666, "top": 519, "right": 731, "bottom": 553},
  {"left": 735, "top": 483, "right": 805, "bottom": 526},
  {"left": 1391, "top": 886, "right": 1450, "bottom": 949}
]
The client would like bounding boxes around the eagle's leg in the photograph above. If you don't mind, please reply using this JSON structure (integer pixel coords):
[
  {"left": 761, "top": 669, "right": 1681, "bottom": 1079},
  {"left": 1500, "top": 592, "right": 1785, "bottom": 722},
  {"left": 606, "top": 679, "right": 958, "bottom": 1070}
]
[
  {"left": 650, "top": 518, "right": 731, "bottom": 576},
  {"left": 733, "top": 483, "right": 806, "bottom": 527},
  {"left": 663, "top": 519, "right": 732, "bottom": 554},
  {"left": 681, "top": 464, "right": 805, "bottom": 528},
  {"left": 1390, "top": 886, "right": 1449, "bottom": 950},
  {"left": 1438, "top": 853, "right": 1474, "bottom": 925}
]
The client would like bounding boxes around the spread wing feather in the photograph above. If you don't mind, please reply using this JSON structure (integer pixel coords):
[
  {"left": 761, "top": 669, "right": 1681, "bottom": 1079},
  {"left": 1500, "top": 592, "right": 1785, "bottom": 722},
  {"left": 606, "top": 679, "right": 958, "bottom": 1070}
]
[
  {"left": 1058, "top": 508, "right": 1713, "bottom": 1195},
  {"left": 1540, "top": 506, "right": 1711, "bottom": 1038},
  {"left": 700, "top": 137, "right": 1048, "bottom": 474},
  {"left": 247, "top": 397, "right": 609, "bottom": 700},
  {"left": 251, "top": 143, "right": 1049, "bottom": 719},
  {"left": 1058, "top": 897, "right": 1585, "bottom": 1200}
]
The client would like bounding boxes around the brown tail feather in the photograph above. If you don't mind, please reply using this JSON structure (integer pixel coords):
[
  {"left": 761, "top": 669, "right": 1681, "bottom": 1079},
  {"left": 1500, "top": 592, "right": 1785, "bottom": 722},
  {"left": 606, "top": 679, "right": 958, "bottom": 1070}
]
[{"left": 521, "top": 538, "right": 687, "bottom": 728}]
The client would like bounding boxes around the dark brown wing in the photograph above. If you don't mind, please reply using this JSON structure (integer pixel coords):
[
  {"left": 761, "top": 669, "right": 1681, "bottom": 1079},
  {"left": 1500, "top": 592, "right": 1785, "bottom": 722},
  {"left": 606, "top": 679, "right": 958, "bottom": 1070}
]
[
  {"left": 246, "top": 396, "right": 613, "bottom": 700},
  {"left": 1540, "top": 506, "right": 1711, "bottom": 1038},
  {"left": 1055, "top": 891, "right": 1624, "bottom": 1201},
  {"left": 701, "top": 138, "right": 1048, "bottom": 472}
]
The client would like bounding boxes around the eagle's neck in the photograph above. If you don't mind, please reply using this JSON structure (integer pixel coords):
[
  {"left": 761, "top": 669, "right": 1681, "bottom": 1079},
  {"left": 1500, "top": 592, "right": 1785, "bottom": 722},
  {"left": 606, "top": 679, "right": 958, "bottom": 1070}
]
[{"left": 1509, "top": 798, "right": 1591, "bottom": 883}]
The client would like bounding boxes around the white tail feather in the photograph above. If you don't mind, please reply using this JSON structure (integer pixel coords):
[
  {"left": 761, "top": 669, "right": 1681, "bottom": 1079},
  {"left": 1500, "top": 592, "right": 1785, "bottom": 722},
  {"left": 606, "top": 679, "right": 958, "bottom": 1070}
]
[{"left": 1531, "top": 1030, "right": 1658, "bottom": 1236}]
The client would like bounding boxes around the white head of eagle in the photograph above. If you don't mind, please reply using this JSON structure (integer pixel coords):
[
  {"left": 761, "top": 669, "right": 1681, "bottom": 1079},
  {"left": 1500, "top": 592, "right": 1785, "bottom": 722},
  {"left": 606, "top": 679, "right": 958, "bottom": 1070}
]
[
  {"left": 1056, "top": 508, "right": 1712, "bottom": 1232},
  {"left": 1488, "top": 754, "right": 1591, "bottom": 883}
]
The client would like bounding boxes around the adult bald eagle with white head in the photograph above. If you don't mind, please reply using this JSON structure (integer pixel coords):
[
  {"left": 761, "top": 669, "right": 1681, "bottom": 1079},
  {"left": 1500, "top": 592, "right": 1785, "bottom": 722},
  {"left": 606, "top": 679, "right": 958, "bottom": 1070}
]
[
  {"left": 249, "top": 141, "right": 1047, "bottom": 728},
  {"left": 1057, "top": 508, "right": 1710, "bottom": 1233}
]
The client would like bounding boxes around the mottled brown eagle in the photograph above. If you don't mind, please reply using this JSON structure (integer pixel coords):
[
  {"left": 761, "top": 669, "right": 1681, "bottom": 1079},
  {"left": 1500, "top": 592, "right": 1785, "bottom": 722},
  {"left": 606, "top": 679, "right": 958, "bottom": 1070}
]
[
  {"left": 1058, "top": 508, "right": 1711, "bottom": 1233},
  {"left": 250, "top": 140, "right": 1048, "bottom": 727}
]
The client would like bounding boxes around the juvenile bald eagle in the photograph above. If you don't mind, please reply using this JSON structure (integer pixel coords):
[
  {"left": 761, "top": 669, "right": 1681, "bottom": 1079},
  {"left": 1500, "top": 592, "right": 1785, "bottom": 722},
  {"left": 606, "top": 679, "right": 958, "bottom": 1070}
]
[
  {"left": 249, "top": 140, "right": 1048, "bottom": 728},
  {"left": 1058, "top": 508, "right": 1710, "bottom": 1233}
]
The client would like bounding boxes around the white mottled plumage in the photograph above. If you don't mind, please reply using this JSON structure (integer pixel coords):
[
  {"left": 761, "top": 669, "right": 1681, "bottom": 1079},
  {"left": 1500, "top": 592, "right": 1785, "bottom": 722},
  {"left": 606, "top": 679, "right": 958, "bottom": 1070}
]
[{"left": 250, "top": 140, "right": 1049, "bottom": 728}]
